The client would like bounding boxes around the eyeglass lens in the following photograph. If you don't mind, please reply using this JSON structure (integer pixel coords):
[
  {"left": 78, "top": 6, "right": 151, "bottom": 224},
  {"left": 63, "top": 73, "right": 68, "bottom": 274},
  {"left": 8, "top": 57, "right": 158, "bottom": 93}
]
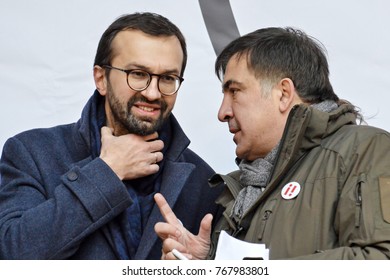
[{"left": 127, "top": 70, "right": 180, "bottom": 95}]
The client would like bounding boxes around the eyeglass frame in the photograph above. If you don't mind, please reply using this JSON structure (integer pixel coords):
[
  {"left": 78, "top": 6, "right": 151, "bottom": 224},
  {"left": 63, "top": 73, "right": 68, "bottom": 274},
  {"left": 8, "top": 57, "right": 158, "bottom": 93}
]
[{"left": 102, "top": 65, "right": 184, "bottom": 96}]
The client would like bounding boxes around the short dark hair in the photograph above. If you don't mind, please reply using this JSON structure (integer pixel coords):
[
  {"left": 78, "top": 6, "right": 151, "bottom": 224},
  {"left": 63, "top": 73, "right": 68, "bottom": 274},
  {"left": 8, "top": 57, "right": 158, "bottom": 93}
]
[
  {"left": 215, "top": 27, "right": 338, "bottom": 103},
  {"left": 94, "top": 12, "right": 187, "bottom": 76}
]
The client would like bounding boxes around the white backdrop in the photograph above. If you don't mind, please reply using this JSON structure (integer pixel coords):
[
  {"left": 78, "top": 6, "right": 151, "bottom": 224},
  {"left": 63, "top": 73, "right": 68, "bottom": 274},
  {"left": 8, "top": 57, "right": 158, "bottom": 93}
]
[{"left": 1, "top": 0, "right": 389, "bottom": 174}]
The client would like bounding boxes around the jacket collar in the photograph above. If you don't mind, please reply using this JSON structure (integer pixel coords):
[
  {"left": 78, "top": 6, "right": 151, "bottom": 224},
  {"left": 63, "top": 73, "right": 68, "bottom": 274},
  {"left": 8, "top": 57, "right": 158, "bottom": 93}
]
[{"left": 274, "top": 103, "right": 356, "bottom": 174}]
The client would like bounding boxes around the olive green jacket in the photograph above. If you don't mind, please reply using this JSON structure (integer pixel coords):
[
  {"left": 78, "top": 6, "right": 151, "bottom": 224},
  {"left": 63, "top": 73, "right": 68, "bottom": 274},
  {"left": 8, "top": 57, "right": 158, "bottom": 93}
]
[{"left": 208, "top": 103, "right": 390, "bottom": 259}]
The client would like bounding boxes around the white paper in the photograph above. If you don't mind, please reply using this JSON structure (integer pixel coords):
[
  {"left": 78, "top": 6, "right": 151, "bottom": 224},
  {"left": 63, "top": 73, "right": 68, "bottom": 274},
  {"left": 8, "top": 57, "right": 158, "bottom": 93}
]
[{"left": 215, "top": 230, "right": 269, "bottom": 260}]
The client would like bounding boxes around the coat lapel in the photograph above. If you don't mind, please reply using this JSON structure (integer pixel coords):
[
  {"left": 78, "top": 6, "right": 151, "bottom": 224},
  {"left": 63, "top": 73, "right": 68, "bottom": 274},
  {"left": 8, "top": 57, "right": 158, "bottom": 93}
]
[{"left": 134, "top": 160, "right": 195, "bottom": 259}]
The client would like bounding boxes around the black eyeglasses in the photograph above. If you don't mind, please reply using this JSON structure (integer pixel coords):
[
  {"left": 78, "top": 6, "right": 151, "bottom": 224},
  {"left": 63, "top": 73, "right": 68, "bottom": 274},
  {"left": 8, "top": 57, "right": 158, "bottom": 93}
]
[{"left": 102, "top": 65, "right": 184, "bottom": 96}]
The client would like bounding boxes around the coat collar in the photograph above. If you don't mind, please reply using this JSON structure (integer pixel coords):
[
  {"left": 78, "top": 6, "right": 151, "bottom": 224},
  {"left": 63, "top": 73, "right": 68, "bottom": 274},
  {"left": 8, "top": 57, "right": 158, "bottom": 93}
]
[
  {"left": 134, "top": 160, "right": 195, "bottom": 259},
  {"left": 274, "top": 103, "right": 356, "bottom": 174}
]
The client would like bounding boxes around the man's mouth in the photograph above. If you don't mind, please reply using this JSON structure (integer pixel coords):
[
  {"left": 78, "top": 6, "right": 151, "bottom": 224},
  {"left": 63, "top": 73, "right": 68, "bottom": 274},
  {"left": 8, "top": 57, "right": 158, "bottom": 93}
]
[
  {"left": 138, "top": 105, "right": 157, "bottom": 112},
  {"left": 134, "top": 103, "right": 161, "bottom": 115},
  {"left": 228, "top": 122, "right": 240, "bottom": 144},
  {"left": 228, "top": 123, "right": 239, "bottom": 134}
]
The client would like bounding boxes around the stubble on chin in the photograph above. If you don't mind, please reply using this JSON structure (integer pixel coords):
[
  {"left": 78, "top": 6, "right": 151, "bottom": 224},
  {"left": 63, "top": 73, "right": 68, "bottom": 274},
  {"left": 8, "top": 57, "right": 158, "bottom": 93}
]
[
  {"left": 106, "top": 90, "right": 169, "bottom": 136},
  {"left": 124, "top": 113, "right": 163, "bottom": 136}
]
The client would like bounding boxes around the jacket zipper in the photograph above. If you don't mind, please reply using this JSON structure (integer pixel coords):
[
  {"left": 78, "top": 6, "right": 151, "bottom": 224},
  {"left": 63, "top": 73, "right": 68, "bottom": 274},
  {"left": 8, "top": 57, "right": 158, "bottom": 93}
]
[{"left": 355, "top": 175, "right": 365, "bottom": 228}]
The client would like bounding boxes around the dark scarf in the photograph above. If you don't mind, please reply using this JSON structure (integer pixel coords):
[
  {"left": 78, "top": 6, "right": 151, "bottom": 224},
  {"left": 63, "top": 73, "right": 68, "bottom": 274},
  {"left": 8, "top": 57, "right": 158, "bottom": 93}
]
[{"left": 89, "top": 92, "right": 171, "bottom": 259}]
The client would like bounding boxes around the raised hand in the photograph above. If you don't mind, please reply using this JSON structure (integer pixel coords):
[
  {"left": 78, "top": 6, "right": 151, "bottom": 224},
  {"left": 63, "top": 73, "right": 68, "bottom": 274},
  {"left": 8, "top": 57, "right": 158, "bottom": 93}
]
[
  {"left": 154, "top": 193, "right": 211, "bottom": 260},
  {"left": 99, "top": 126, "right": 164, "bottom": 180}
]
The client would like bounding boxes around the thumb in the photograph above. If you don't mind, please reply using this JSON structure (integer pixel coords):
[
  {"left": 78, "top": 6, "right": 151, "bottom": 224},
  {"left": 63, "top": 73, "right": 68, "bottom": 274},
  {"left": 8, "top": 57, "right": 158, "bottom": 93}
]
[
  {"left": 197, "top": 214, "right": 213, "bottom": 242},
  {"left": 101, "top": 126, "right": 114, "bottom": 138}
]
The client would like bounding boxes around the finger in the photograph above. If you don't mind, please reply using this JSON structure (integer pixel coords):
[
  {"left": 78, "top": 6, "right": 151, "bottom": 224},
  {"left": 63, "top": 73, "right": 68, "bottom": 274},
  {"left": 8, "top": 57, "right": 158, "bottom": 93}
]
[
  {"left": 100, "top": 126, "right": 114, "bottom": 138},
  {"left": 154, "top": 193, "right": 181, "bottom": 227},
  {"left": 144, "top": 132, "right": 159, "bottom": 142},
  {"left": 150, "top": 152, "right": 158, "bottom": 165},
  {"left": 152, "top": 152, "right": 163, "bottom": 164},
  {"left": 168, "top": 250, "right": 193, "bottom": 260},
  {"left": 162, "top": 238, "right": 188, "bottom": 255},
  {"left": 171, "top": 249, "right": 192, "bottom": 260},
  {"left": 154, "top": 222, "right": 181, "bottom": 240},
  {"left": 165, "top": 251, "right": 178, "bottom": 260},
  {"left": 150, "top": 152, "right": 158, "bottom": 164},
  {"left": 148, "top": 139, "right": 164, "bottom": 153},
  {"left": 197, "top": 214, "right": 213, "bottom": 242}
]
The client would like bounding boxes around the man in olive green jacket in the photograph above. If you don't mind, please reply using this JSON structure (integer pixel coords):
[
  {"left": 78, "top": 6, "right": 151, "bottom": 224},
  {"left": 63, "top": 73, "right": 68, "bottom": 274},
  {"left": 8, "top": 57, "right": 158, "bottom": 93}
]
[{"left": 154, "top": 27, "right": 390, "bottom": 259}]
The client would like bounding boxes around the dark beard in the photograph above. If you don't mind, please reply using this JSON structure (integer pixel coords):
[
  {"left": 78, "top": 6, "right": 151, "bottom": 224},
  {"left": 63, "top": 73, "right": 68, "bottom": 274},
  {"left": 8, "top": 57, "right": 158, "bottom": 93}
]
[
  {"left": 107, "top": 84, "right": 169, "bottom": 136},
  {"left": 124, "top": 96, "right": 168, "bottom": 135}
]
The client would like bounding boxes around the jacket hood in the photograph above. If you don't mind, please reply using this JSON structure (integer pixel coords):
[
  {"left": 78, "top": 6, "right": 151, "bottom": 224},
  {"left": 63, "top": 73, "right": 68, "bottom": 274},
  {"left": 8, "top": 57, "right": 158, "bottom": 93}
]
[{"left": 274, "top": 102, "right": 357, "bottom": 172}]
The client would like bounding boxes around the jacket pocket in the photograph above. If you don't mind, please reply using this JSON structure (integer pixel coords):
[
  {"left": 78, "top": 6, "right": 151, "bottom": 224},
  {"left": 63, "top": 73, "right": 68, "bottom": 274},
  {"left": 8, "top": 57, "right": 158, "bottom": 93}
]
[{"left": 379, "top": 177, "right": 390, "bottom": 223}]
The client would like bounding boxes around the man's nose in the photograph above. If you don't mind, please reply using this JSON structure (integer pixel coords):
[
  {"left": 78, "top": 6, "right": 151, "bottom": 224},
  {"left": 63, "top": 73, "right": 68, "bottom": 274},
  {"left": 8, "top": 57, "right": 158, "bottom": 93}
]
[
  {"left": 218, "top": 95, "right": 233, "bottom": 122},
  {"left": 141, "top": 77, "right": 161, "bottom": 100}
]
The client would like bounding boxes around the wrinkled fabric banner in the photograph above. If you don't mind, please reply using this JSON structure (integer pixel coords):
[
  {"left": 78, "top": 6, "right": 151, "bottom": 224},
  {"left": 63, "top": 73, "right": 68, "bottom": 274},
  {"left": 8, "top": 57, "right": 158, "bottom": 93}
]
[{"left": 199, "top": 0, "right": 240, "bottom": 56}]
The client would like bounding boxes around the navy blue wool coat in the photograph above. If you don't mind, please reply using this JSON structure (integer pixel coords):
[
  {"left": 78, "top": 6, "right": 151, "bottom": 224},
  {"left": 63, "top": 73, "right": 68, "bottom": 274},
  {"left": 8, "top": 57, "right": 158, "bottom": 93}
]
[{"left": 0, "top": 91, "right": 222, "bottom": 259}]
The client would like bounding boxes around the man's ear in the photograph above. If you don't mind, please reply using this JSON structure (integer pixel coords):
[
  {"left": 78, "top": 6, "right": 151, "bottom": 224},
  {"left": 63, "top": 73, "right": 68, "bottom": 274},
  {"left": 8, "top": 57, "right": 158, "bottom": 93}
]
[
  {"left": 93, "top": 65, "right": 108, "bottom": 96},
  {"left": 278, "top": 78, "right": 299, "bottom": 113}
]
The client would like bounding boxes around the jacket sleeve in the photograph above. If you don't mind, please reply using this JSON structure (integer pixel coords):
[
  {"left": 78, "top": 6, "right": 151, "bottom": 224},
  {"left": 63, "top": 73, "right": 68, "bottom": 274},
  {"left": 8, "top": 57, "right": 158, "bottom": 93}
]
[
  {"left": 0, "top": 136, "right": 131, "bottom": 259},
  {"left": 296, "top": 132, "right": 390, "bottom": 260}
]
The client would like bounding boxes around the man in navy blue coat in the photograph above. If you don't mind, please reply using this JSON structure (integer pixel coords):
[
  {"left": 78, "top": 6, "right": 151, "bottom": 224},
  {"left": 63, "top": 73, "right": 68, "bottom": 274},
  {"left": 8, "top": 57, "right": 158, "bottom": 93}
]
[{"left": 0, "top": 12, "right": 222, "bottom": 259}]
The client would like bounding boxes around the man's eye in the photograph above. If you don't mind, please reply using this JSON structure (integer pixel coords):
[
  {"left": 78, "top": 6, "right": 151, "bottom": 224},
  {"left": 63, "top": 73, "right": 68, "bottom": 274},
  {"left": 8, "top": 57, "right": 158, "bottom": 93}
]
[
  {"left": 229, "top": 88, "right": 239, "bottom": 95},
  {"left": 130, "top": 70, "right": 148, "bottom": 78},
  {"left": 161, "top": 75, "right": 176, "bottom": 82}
]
